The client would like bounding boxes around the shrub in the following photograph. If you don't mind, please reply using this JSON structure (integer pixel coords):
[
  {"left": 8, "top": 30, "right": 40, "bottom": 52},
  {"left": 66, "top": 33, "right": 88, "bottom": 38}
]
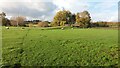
[
  {"left": 28, "top": 23, "right": 34, "bottom": 27},
  {"left": 38, "top": 21, "right": 49, "bottom": 27},
  {"left": 50, "top": 21, "right": 60, "bottom": 27},
  {"left": 91, "top": 21, "right": 108, "bottom": 27},
  {"left": 97, "top": 21, "right": 108, "bottom": 27}
]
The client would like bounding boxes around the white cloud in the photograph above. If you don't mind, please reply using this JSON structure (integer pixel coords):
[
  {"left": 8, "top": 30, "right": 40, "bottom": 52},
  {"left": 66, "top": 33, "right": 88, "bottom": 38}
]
[
  {"left": 108, "top": 15, "right": 118, "bottom": 22},
  {"left": 91, "top": 11, "right": 118, "bottom": 22},
  {"left": 0, "top": 2, "right": 57, "bottom": 21},
  {"left": 0, "top": 0, "right": 118, "bottom": 22},
  {"left": 0, "top": 0, "right": 52, "bottom": 2},
  {"left": 90, "top": 2, "right": 118, "bottom": 22},
  {"left": 52, "top": 0, "right": 89, "bottom": 13},
  {"left": 94, "top": 2, "right": 117, "bottom": 10}
]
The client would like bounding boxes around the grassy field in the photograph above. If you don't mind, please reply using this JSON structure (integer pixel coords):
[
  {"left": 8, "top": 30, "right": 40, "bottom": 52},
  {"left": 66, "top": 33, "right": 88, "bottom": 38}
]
[{"left": 1, "top": 27, "right": 118, "bottom": 67}]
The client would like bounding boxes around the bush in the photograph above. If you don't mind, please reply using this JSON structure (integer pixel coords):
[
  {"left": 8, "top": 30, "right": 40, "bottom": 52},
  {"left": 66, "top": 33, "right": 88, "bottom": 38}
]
[
  {"left": 50, "top": 21, "right": 60, "bottom": 27},
  {"left": 38, "top": 22, "right": 49, "bottom": 27},
  {"left": 91, "top": 21, "right": 108, "bottom": 27},
  {"left": 28, "top": 23, "right": 34, "bottom": 27},
  {"left": 97, "top": 21, "right": 108, "bottom": 27},
  {"left": 107, "top": 22, "right": 118, "bottom": 27}
]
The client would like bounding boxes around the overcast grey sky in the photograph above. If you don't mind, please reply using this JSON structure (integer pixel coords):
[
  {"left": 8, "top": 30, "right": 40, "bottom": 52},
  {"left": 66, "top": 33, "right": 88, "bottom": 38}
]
[{"left": 0, "top": 0, "right": 119, "bottom": 22}]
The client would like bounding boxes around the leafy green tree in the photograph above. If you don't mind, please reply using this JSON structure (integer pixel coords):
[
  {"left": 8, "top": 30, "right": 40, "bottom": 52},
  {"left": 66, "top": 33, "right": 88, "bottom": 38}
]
[
  {"left": 60, "top": 21, "right": 66, "bottom": 26},
  {"left": 0, "top": 12, "right": 11, "bottom": 26},
  {"left": 52, "top": 10, "right": 72, "bottom": 26},
  {"left": 0, "top": 12, "right": 6, "bottom": 26},
  {"left": 70, "top": 14, "right": 76, "bottom": 24},
  {"left": 76, "top": 11, "right": 91, "bottom": 28},
  {"left": 1, "top": 17, "right": 6, "bottom": 26}
]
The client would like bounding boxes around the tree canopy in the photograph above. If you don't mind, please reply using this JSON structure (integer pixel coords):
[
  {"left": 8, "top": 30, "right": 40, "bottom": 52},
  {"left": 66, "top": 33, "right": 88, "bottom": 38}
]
[
  {"left": 1, "top": 10, "right": 92, "bottom": 28},
  {"left": 0, "top": 12, "right": 11, "bottom": 26},
  {"left": 76, "top": 11, "right": 91, "bottom": 28},
  {"left": 52, "top": 10, "right": 73, "bottom": 26},
  {"left": 10, "top": 16, "right": 26, "bottom": 26},
  {"left": 52, "top": 10, "right": 91, "bottom": 27}
]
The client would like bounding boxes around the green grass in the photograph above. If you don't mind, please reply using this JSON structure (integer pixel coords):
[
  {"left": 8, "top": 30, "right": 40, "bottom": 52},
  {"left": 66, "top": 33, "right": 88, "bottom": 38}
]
[{"left": 1, "top": 27, "right": 118, "bottom": 66}]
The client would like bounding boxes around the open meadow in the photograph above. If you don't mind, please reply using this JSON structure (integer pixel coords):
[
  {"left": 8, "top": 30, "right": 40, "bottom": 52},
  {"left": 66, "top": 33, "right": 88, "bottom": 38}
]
[{"left": 1, "top": 27, "right": 118, "bottom": 67}]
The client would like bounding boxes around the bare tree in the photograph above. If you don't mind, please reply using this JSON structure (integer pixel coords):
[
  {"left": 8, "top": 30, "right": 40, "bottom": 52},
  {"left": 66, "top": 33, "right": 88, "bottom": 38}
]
[{"left": 10, "top": 16, "right": 26, "bottom": 26}]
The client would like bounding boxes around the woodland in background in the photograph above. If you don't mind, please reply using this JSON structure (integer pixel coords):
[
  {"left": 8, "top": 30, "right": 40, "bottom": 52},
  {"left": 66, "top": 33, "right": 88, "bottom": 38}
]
[{"left": 0, "top": 10, "right": 119, "bottom": 28}]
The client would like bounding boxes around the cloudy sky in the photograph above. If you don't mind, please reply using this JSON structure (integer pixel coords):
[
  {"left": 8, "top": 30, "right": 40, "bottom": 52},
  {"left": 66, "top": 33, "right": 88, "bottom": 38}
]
[{"left": 0, "top": 0, "right": 119, "bottom": 22}]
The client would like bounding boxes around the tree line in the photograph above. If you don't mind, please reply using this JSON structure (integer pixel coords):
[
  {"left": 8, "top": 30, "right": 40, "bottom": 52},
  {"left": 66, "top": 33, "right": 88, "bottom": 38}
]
[
  {"left": 51, "top": 10, "right": 91, "bottom": 28},
  {"left": 0, "top": 12, "right": 26, "bottom": 26},
  {"left": 0, "top": 10, "right": 118, "bottom": 28}
]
